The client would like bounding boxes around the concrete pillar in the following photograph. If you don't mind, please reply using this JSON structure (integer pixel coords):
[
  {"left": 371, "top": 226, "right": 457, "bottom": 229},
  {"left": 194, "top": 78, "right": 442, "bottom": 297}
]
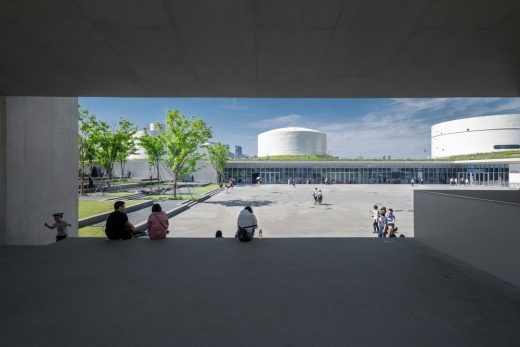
[{"left": 0, "top": 97, "right": 78, "bottom": 245}]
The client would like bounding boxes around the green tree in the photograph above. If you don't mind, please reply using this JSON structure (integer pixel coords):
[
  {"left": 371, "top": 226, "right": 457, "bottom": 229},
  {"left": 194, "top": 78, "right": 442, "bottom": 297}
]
[
  {"left": 94, "top": 120, "right": 121, "bottom": 189},
  {"left": 139, "top": 123, "right": 166, "bottom": 189},
  {"left": 78, "top": 107, "right": 100, "bottom": 195},
  {"left": 207, "top": 142, "right": 229, "bottom": 184},
  {"left": 115, "top": 119, "right": 138, "bottom": 180},
  {"left": 163, "top": 109, "right": 212, "bottom": 197}
]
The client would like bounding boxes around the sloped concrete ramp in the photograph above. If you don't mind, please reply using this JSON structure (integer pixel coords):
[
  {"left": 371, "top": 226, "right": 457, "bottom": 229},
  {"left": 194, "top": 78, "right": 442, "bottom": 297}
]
[{"left": 1, "top": 238, "right": 519, "bottom": 346}]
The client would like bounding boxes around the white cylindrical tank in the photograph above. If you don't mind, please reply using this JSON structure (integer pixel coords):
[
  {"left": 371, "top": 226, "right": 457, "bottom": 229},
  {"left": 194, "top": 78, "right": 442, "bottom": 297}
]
[
  {"left": 431, "top": 114, "right": 520, "bottom": 158},
  {"left": 258, "top": 127, "right": 327, "bottom": 157}
]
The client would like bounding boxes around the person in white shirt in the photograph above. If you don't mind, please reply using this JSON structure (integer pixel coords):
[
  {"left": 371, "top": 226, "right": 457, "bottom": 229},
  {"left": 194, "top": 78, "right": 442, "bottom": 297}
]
[
  {"left": 236, "top": 206, "right": 258, "bottom": 242},
  {"left": 371, "top": 205, "right": 378, "bottom": 233},
  {"left": 313, "top": 188, "right": 318, "bottom": 204},
  {"left": 377, "top": 209, "right": 388, "bottom": 238},
  {"left": 317, "top": 190, "right": 323, "bottom": 204}
]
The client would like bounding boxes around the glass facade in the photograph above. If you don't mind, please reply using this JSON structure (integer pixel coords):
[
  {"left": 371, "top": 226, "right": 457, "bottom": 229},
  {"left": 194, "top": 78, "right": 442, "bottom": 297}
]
[{"left": 223, "top": 162, "right": 510, "bottom": 185}]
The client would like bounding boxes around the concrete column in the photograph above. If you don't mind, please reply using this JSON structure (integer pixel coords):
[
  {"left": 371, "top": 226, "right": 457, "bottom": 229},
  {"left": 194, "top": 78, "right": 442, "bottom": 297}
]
[
  {"left": 0, "top": 97, "right": 6, "bottom": 244},
  {"left": 0, "top": 97, "right": 78, "bottom": 245}
]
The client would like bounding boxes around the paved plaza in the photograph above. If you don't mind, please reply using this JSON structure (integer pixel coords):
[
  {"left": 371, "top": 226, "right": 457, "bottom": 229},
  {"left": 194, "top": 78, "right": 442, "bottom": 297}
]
[
  {"left": 1, "top": 184, "right": 519, "bottom": 346},
  {"left": 170, "top": 183, "right": 510, "bottom": 238}
]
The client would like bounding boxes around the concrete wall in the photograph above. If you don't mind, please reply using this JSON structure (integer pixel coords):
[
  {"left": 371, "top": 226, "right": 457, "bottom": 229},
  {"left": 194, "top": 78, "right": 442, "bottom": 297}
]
[
  {"left": 0, "top": 97, "right": 78, "bottom": 245},
  {"left": 0, "top": 97, "right": 7, "bottom": 244},
  {"left": 415, "top": 190, "right": 520, "bottom": 288},
  {"left": 194, "top": 161, "right": 217, "bottom": 183}
]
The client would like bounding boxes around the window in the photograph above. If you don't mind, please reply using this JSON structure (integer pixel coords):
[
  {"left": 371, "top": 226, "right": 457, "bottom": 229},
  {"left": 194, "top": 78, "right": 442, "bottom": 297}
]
[{"left": 493, "top": 144, "right": 520, "bottom": 149}]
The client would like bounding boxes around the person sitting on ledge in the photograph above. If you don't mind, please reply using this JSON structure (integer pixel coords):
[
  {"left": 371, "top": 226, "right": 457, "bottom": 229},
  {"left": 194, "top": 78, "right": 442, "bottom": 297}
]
[
  {"left": 235, "top": 206, "right": 257, "bottom": 242},
  {"left": 147, "top": 203, "right": 169, "bottom": 240},
  {"left": 105, "top": 201, "right": 142, "bottom": 240}
]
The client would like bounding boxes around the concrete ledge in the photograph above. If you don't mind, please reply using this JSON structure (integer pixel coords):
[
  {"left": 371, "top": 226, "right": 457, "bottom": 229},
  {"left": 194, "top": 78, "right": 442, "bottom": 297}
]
[
  {"left": 1, "top": 238, "right": 519, "bottom": 347},
  {"left": 135, "top": 188, "right": 223, "bottom": 232},
  {"left": 78, "top": 200, "right": 153, "bottom": 228},
  {"left": 415, "top": 190, "right": 520, "bottom": 288}
]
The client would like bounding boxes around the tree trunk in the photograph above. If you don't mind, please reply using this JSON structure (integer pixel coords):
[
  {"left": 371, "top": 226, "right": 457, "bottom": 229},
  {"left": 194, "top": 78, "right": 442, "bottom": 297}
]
[
  {"left": 107, "top": 167, "right": 112, "bottom": 190},
  {"left": 173, "top": 174, "right": 178, "bottom": 198},
  {"left": 120, "top": 160, "right": 125, "bottom": 181},
  {"left": 155, "top": 162, "right": 159, "bottom": 191}
]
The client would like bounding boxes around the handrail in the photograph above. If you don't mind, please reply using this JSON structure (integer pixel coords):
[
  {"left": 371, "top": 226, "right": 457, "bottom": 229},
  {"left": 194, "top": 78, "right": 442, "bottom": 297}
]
[{"left": 417, "top": 190, "right": 520, "bottom": 207}]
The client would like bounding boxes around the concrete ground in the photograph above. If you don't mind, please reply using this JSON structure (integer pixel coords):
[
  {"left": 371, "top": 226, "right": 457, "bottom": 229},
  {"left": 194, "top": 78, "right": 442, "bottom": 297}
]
[
  {"left": 170, "top": 183, "right": 509, "bottom": 238},
  {"left": 1, "top": 238, "right": 519, "bottom": 347}
]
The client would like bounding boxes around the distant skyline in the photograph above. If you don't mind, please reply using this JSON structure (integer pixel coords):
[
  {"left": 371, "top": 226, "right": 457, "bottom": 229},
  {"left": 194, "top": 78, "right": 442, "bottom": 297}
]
[{"left": 79, "top": 97, "right": 520, "bottom": 158}]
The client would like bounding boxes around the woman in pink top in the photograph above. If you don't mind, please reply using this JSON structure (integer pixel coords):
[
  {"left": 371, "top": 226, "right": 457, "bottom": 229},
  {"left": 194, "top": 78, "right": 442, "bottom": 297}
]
[{"left": 147, "top": 203, "right": 169, "bottom": 240}]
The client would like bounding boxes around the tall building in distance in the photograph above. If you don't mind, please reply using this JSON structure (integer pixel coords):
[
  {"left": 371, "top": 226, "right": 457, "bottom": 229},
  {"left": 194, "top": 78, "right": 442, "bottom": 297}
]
[{"left": 235, "top": 145, "right": 243, "bottom": 157}]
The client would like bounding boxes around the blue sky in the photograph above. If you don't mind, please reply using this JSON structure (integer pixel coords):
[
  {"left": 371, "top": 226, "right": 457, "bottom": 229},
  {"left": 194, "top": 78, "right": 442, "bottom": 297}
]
[{"left": 79, "top": 97, "right": 520, "bottom": 158}]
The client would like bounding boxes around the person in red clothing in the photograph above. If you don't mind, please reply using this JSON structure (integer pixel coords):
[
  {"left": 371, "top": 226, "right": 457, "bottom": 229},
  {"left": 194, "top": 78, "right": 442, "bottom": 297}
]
[{"left": 147, "top": 203, "right": 169, "bottom": 240}]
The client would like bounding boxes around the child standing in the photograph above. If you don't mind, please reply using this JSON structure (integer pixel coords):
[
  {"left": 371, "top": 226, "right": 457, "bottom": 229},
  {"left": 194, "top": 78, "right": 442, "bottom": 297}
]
[{"left": 44, "top": 213, "right": 71, "bottom": 242}]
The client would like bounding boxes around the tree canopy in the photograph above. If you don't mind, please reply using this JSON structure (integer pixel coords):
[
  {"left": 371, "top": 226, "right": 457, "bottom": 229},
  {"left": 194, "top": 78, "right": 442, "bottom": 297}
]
[
  {"left": 207, "top": 142, "right": 229, "bottom": 183},
  {"left": 140, "top": 122, "right": 166, "bottom": 187},
  {"left": 163, "top": 109, "right": 212, "bottom": 196}
]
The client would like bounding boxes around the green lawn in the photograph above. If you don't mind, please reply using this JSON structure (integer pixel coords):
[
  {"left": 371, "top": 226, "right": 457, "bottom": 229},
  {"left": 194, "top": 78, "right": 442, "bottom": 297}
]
[
  {"left": 444, "top": 150, "right": 520, "bottom": 161},
  {"left": 258, "top": 154, "right": 338, "bottom": 161},
  {"left": 138, "top": 183, "right": 221, "bottom": 201},
  {"left": 99, "top": 191, "right": 134, "bottom": 197},
  {"left": 78, "top": 226, "right": 106, "bottom": 238},
  {"left": 78, "top": 200, "right": 147, "bottom": 219}
]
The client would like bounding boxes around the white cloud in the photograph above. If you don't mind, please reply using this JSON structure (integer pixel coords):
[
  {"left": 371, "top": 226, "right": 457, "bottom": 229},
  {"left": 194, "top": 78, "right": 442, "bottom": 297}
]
[
  {"left": 248, "top": 114, "right": 302, "bottom": 129},
  {"left": 230, "top": 97, "right": 520, "bottom": 157},
  {"left": 219, "top": 98, "right": 248, "bottom": 111},
  {"left": 313, "top": 98, "right": 520, "bottom": 158}
]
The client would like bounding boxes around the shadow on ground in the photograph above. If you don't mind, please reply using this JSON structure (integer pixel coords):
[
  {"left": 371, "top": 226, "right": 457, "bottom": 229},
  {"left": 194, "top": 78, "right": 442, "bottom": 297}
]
[
  {"left": 1, "top": 238, "right": 519, "bottom": 346},
  {"left": 201, "top": 199, "right": 275, "bottom": 207}
]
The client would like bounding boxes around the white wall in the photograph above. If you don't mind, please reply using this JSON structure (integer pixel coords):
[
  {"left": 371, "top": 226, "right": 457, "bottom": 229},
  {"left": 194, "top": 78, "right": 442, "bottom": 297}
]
[
  {"left": 0, "top": 97, "right": 78, "bottom": 245},
  {"left": 510, "top": 164, "right": 520, "bottom": 187},
  {"left": 415, "top": 190, "right": 520, "bottom": 288},
  {"left": 258, "top": 128, "right": 327, "bottom": 157},
  {"left": 431, "top": 115, "right": 520, "bottom": 158}
]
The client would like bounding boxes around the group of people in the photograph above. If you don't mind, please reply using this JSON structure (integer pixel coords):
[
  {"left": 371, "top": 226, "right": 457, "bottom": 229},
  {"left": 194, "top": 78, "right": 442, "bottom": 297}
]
[
  {"left": 449, "top": 177, "right": 469, "bottom": 186},
  {"left": 104, "top": 201, "right": 170, "bottom": 240},
  {"left": 44, "top": 201, "right": 260, "bottom": 243},
  {"left": 312, "top": 188, "right": 323, "bottom": 205},
  {"left": 45, "top": 191, "right": 406, "bottom": 244},
  {"left": 371, "top": 205, "right": 402, "bottom": 238}
]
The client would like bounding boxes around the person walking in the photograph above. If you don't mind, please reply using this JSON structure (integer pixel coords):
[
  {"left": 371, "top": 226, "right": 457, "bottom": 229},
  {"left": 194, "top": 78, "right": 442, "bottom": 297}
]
[
  {"left": 313, "top": 188, "right": 319, "bottom": 204},
  {"left": 317, "top": 190, "right": 323, "bottom": 205},
  {"left": 410, "top": 178, "right": 415, "bottom": 186},
  {"left": 377, "top": 208, "right": 388, "bottom": 238},
  {"left": 147, "top": 203, "right": 169, "bottom": 240},
  {"left": 44, "top": 212, "right": 72, "bottom": 242},
  {"left": 371, "top": 205, "right": 379, "bottom": 234},
  {"left": 386, "top": 208, "right": 396, "bottom": 237}
]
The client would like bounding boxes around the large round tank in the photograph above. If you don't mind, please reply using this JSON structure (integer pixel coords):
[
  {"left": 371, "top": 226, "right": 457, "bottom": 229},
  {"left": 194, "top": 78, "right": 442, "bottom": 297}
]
[
  {"left": 431, "top": 114, "right": 520, "bottom": 158},
  {"left": 258, "top": 127, "right": 327, "bottom": 157}
]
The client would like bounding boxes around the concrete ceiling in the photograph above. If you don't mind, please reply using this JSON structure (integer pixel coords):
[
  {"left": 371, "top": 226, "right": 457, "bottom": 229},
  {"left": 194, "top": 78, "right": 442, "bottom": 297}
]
[{"left": 1, "top": 0, "right": 520, "bottom": 97}]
